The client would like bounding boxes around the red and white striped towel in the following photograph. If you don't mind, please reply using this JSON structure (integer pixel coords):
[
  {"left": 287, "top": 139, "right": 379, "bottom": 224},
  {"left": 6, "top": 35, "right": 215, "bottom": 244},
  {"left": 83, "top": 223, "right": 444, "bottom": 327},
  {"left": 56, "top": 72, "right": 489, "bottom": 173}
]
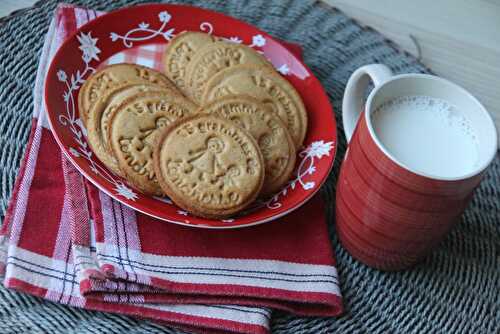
[{"left": 0, "top": 4, "right": 343, "bottom": 334}]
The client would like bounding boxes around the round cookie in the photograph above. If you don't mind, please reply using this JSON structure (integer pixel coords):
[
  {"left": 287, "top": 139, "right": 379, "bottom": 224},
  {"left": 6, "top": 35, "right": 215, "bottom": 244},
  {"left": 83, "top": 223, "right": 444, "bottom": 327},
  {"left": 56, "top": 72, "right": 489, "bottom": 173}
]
[
  {"left": 86, "top": 83, "right": 174, "bottom": 176},
  {"left": 154, "top": 115, "right": 265, "bottom": 219},
  {"left": 200, "top": 95, "right": 296, "bottom": 195},
  {"left": 201, "top": 65, "right": 308, "bottom": 149},
  {"left": 185, "top": 41, "right": 271, "bottom": 103},
  {"left": 108, "top": 91, "right": 196, "bottom": 196},
  {"left": 162, "top": 31, "right": 216, "bottom": 93},
  {"left": 78, "top": 63, "right": 175, "bottom": 125}
]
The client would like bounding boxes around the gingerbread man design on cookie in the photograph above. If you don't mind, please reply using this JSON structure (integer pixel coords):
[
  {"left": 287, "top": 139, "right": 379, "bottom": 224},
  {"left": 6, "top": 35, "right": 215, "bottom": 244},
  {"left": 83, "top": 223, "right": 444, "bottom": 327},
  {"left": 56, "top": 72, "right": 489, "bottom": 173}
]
[
  {"left": 119, "top": 117, "right": 170, "bottom": 179},
  {"left": 187, "top": 136, "right": 226, "bottom": 182}
]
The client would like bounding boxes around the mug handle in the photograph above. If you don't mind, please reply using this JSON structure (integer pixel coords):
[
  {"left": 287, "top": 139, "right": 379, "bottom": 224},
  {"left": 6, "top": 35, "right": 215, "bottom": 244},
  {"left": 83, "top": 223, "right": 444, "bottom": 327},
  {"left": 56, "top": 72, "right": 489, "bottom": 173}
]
[{"left": 342, "top": 64, "right": 393, "bottom": 142}]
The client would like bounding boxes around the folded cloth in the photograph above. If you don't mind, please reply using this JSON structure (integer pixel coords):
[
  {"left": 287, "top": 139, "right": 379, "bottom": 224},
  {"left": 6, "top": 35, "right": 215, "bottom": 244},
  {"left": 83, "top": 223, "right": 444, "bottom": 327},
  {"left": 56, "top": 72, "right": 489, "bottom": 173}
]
[{"left": 0, "top": 4, "right": 342, "bottom": 334}]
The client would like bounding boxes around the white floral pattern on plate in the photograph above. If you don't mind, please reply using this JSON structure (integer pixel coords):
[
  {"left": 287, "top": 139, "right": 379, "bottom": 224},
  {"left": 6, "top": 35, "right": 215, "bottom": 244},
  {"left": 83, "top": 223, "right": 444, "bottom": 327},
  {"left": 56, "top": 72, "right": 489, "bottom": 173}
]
[
  {"left": 109, "top": 13, "right": 294, "bottom": 74},
  {"left": 57, "top": 32, "right": 138, "bottom": 202},
  {"left": 264, "top": 140, "right": 335, "bottom": 209},
  {"left": 110, "top": 11, "right": 175, "bottom": 47}
]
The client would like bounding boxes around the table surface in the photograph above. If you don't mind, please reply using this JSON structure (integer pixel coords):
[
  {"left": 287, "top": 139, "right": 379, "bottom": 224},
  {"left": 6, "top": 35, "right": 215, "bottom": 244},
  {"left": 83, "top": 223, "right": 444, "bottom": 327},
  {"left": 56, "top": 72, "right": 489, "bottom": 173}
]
[{"left": 2, "top": 0, "right": 500, "bottom": 146}]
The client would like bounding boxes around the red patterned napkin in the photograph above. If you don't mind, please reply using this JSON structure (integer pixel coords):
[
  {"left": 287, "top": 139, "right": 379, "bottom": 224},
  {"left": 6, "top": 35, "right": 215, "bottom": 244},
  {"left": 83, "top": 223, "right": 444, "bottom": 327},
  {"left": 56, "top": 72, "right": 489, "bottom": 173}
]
[{"left": 0, "top": 4, "right": 342, "bottom": 334}]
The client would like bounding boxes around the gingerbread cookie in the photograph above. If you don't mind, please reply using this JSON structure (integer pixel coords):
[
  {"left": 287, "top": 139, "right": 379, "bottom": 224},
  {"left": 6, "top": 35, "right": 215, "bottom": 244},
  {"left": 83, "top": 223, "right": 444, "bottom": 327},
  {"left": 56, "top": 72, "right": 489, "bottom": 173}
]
[
  {"left": 185, "top": 41, "right": 271, "bottom": 103},
  {"left": 78, "top": 63, "right": 175, "bottom": 125},
  {"left": 154, "top": 115, "right": 264, "bottom": 218},
  {"left": 108, "top": 91, "right": 196, "bottom": 195},
  {"left": 201, "top": 65, "right": 308, "bottom": 149},
  {"left": 86, "top": 83, "right": 173, "bottom": 176},
  {"left": 200, "top": 95, "right": 296, "bottom": 195},
  {"left": 162, "top": 31, "right": 216, "bottom": 94}
]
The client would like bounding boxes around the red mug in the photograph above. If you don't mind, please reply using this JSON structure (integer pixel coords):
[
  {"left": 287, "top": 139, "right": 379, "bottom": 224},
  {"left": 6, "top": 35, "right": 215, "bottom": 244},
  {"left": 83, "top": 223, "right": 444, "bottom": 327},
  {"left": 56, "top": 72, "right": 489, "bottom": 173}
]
[{"left": 336, "top": 64, "right": 498, "bottom": 271}]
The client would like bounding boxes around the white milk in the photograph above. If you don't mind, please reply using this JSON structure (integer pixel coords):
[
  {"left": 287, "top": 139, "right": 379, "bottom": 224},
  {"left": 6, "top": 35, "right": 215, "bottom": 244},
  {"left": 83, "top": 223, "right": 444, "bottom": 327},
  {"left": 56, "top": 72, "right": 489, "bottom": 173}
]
[{"left": 371, "top": 95, "right": 479, "bottom": 178}]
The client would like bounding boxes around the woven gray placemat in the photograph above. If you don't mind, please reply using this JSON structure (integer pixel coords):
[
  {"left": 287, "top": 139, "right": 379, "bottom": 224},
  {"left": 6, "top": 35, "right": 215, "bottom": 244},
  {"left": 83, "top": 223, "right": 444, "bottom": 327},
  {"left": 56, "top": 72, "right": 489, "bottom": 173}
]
[{"left": 0, "top": 0, "right": 499, "bottom": 333}]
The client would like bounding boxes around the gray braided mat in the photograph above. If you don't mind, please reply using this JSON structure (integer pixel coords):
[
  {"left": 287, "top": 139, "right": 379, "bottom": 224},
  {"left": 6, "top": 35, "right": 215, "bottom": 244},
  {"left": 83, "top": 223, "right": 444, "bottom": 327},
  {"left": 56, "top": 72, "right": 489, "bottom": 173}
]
[{"left": 0, "top": 0, "right": 499, "bottom": 333}]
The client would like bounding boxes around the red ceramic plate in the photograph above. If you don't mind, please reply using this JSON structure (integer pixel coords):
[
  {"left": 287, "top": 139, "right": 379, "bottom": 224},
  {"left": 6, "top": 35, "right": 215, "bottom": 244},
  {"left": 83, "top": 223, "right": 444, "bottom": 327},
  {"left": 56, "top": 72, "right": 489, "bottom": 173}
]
[{"left": 45, "top": 4, "right": 337, "bottom": 229}]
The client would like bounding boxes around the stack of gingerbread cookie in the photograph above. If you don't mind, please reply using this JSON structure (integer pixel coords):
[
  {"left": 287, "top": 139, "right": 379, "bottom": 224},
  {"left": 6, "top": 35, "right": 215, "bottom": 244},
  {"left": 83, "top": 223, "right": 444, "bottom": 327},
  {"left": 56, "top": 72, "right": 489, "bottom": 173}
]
[{"left": 79, "top": 31, "right": 307, "bottom": 219}]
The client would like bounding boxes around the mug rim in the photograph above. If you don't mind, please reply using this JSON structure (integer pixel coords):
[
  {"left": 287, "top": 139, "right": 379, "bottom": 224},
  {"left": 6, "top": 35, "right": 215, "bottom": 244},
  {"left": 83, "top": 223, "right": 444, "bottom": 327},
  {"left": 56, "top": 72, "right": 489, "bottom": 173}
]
[{"left": 364, "top": 73, "right": 498, "bottom": 182}]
